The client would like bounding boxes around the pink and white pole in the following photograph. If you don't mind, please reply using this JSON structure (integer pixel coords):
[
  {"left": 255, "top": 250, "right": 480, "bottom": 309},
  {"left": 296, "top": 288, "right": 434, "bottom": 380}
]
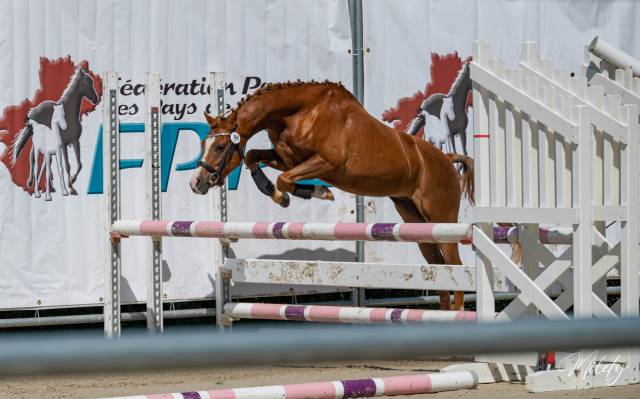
[
  {"left": 103, "top": 371, "right": 478, "bottom": 399},
  {"left": 112, "top": 220, "right": 473, "bottom": 244},
  {"left": 112, "top": 220, "right": 573, "bottom": 245},
  {"left": 225, "top": 303, "right": 476, "bottom": 324}
]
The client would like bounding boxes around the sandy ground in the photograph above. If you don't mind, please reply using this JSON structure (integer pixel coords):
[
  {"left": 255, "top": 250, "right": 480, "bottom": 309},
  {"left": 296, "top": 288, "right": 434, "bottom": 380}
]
[{"left": 2, "top": 360, "right": 639, "bottom": 399}]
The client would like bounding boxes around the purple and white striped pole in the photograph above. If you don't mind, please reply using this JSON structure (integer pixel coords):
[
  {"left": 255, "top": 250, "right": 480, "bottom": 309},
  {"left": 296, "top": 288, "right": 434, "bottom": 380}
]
[
  {"left": 103, "top": 371, "right": 477, "bottom": 399},
  {"left": 224, "top": 303, "right": 476, "bottom": 324},
  {"left": 112, "top": 220, "right": 473, "bottom": 244},
  {"left": 113, "top": 220, "right": 573, "bottom": 245}
]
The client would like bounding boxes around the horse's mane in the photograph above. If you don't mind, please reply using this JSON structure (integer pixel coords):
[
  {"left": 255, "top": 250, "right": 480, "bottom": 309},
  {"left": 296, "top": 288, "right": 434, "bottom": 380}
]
[
  {"left": 60, "top": 68, "right": 86, "bottom": 102},
  {"left": 447, "top": 61, "right": 470, "bottom": 97},
  {"left": 232, "top": 80, "right": 350, "bottom": 114}
]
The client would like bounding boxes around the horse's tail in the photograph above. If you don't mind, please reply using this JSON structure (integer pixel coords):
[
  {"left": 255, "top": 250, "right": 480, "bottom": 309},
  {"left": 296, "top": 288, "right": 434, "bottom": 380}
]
[
  {"left": 497, "top": 223, "right": 522, "bottom": 265},
  {"left": 447, "top": 153, "right": 474, "bottom": 206},
  {"left": 405, "top": 113, "right": 425, "bottom": 136},
  {"left": 11, "top": 122, "right": 34, "bottom": 166}
]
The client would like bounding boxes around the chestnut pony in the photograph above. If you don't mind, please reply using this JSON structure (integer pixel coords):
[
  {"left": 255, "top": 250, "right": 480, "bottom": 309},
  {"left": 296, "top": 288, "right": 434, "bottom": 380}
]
[{"left": 190, "top": 81, "right": 474, "bottom": 310}]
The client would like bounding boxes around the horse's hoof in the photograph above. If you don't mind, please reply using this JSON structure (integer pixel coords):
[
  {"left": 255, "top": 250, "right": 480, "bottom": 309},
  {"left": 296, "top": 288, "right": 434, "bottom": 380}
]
[
  {"left": 62, "top": 190, "right": 69, "bottom": 196},
  {"left": 280, "top": 193, "right": 290, "bottom": 208},
  {"left": 70, "top": 188, "right": 78, "bottom": 195},
  {"left": 313, "top": 186, "right": 334, "bottom": 201},
  {"left": 45, "top": 194, "right": 52, "bottom": 201},
  {"left": 34, "top": 192, "right": 41, "bottom": 198}
]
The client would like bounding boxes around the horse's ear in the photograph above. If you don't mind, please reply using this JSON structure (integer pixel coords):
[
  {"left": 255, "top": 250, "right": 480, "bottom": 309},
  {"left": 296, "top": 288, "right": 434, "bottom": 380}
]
[{"left": 204, "top": 112, "right": 217, "bottom": 127}]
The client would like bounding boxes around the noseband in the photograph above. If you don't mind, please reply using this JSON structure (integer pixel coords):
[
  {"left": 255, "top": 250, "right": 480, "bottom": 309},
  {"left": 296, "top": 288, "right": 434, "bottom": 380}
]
[{"left": 198, "top": 132, "right": 245, "bottom": 186}]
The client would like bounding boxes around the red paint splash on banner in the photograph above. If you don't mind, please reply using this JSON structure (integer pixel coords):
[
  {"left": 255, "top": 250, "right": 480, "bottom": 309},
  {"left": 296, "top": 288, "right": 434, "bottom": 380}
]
[{"left": 0, "top": 56, "right": 102, "bottom": 193}]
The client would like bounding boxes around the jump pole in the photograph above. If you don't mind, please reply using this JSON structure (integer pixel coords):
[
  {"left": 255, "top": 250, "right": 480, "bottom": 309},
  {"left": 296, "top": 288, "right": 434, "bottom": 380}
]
[
  {"left": 101, "top": 371, "right": 478, "bottom": 399},
  {"left": 112, "top": 220, "right": 573, "bottom": 245},
  {"left": 224, "top": 303, "right": 477, "bottom": 324}
]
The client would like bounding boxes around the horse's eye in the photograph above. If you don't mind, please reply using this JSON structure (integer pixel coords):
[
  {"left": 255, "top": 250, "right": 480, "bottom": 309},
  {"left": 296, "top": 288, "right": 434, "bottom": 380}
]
[{"left": 215, "top": 144, "right": 226, "bottom": 151}]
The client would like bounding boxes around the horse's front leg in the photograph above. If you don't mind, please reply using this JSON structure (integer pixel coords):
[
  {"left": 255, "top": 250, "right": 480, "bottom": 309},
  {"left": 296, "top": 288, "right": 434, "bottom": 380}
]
[
  {"left": 61, "top": 145, "right": 77, "bottom": 195},
  {"left": 44, "top": 154, "right": 52, "bottom": 201},
  {"left": 276, "top": 155, "right": 335, "bottom": 200},
  {"left": 245, "top": 149, "right": 291, "bottom": 207},
  {"left": 244, "top": 149, "right": 335, "bottom": 207},
  {"left": 55, "top": 146, "right": 69, "bottom": 196},
  {"left": 70, "top": 140, "right": 82, "bottom": 184},
  {"left": 245, "top": 149, "right": 288, "bottom": 171}
]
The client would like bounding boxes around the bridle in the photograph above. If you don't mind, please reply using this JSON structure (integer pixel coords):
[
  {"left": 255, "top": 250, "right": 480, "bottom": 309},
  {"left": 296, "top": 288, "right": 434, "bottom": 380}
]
[{"left": 197, "top": 131, "right": 245, "bottom": 186}]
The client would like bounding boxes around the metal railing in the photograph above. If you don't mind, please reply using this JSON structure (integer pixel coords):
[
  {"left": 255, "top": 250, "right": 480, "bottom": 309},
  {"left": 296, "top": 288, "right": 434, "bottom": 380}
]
[{"left": 1, "top": 317, "right": 639, "bottom": 376}]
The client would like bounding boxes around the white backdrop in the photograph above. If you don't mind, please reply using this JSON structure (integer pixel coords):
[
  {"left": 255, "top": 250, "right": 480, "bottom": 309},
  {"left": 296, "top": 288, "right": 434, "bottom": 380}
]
[{"left": 0, "top": 0, "right": 638, "bottom": 310}]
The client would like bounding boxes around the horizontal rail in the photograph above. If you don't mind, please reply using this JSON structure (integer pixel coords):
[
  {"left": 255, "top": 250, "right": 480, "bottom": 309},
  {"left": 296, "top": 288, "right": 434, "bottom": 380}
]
[
  {"left": 1, "top": 318, "right": 639, "bottom": 376},
  {"left": 225, "top": 259, "right": 510, "bottom": 292},
  {"left": 113, "top": 220, "right": 573, "bottom": 245},
  {"left": 225, "top": 303, "right": 476, "bottom": 324},
  {"left": 103, "top": 371, "right": 477, "bottom": 399}
]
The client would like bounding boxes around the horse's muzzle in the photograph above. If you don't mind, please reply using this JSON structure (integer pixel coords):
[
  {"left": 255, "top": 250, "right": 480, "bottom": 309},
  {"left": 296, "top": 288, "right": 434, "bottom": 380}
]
[{"left": 190, "top": 174, "right": 211, "bottom": 195}]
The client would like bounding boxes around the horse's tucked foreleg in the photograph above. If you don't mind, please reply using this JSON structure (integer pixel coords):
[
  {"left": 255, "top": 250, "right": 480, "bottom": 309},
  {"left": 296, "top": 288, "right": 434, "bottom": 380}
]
[
  {"left": 247, "top": 150, "right": 334, "bottom": 204},
  {"left": 276, "top": 155, "right": 334, "bottom": 200},
  {"left": 245, "top": 149, "right": 291, "bottom": 207},
  {"left": 245, "top": 149, "right": 288, "bottom": 171}
]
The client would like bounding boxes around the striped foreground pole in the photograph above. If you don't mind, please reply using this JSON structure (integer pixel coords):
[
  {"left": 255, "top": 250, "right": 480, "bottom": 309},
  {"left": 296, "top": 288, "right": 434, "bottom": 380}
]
[
  {"left": 103, "top": 371, "right": 478, "bottom": 399},
  {"left": 112, "top": 220, "right": 572, "bottom": 245},
  {"left": 225, "top": 303, "right": 476, "bottom": 324}
]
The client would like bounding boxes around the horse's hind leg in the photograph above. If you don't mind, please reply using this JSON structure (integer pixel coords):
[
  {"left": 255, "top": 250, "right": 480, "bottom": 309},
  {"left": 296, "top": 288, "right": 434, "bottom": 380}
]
[
  {"left": 44, "top": 154, "right": 52, "bottom": 201},
  {"left": 62, "top": 145, "right": 76, "bottom": 195},
  {"left": 460, "top": 130, "right": 468, "bottom": 156},
  {"left": 71, "top": 140, "right": 82, "bottom": 184},
  {"left": 27, "top": 146, "right": 35, "bottom": 188},
  {"left": 55, "top": 147, "right": 69, "bottom": 196},
  {"left": 410, "top": 195, "right": 466, "bottom": 311},
  {"left": 33, "top": 152, "right": 41, "bottom": 198},
  {"left": 390, "top": 197, "right": 453, "bottom": 310}
]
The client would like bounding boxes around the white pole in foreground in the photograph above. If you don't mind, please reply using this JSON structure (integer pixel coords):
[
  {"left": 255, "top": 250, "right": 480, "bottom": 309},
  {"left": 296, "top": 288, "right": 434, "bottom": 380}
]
[{"left": 100, "top": 371, "right": 478, "bottom": 399}]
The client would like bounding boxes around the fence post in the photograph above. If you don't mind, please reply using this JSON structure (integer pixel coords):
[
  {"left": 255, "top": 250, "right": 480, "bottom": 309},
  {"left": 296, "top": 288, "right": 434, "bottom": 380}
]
[
  {"left": 145, "top": 72, "right": 163, "bottom": 334},
  {"left": 210, "top": 72, "right": 231, "bottom": 331},
  {"left": 104, "top": 71, "right": 121, "bottom": 338},
  {"left": 572, "top": 105, "right": 592, "bottom": 320},
  {"left": 471, "top": 41, "right": 495, "bottom": 321}
]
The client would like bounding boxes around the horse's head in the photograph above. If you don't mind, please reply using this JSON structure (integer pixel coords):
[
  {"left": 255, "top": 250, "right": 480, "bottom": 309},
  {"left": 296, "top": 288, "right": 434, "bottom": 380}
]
[
  {"left": 52, "top": 102, "right": 67, "bottom": 130},
  {"left": 77, "top": 68, "right": 99, "bottom": 105},
  {"left": 190, "top": 112, "right": 245, "bottom": 195}
]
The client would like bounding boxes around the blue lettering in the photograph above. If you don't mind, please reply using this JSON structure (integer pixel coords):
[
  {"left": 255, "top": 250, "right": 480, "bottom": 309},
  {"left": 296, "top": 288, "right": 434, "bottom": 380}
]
[{"left": 87, "top": 122, "right": 329, "bottom": 194}]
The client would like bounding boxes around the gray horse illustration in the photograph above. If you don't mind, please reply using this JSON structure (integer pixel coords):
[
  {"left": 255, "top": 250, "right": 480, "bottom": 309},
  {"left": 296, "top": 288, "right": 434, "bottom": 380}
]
[
  {"left": 406, "top": 59, "right": 472, "bottom": 155},
  {"left": 12, "top": 67, "right": 99, "bottom": 195}
]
